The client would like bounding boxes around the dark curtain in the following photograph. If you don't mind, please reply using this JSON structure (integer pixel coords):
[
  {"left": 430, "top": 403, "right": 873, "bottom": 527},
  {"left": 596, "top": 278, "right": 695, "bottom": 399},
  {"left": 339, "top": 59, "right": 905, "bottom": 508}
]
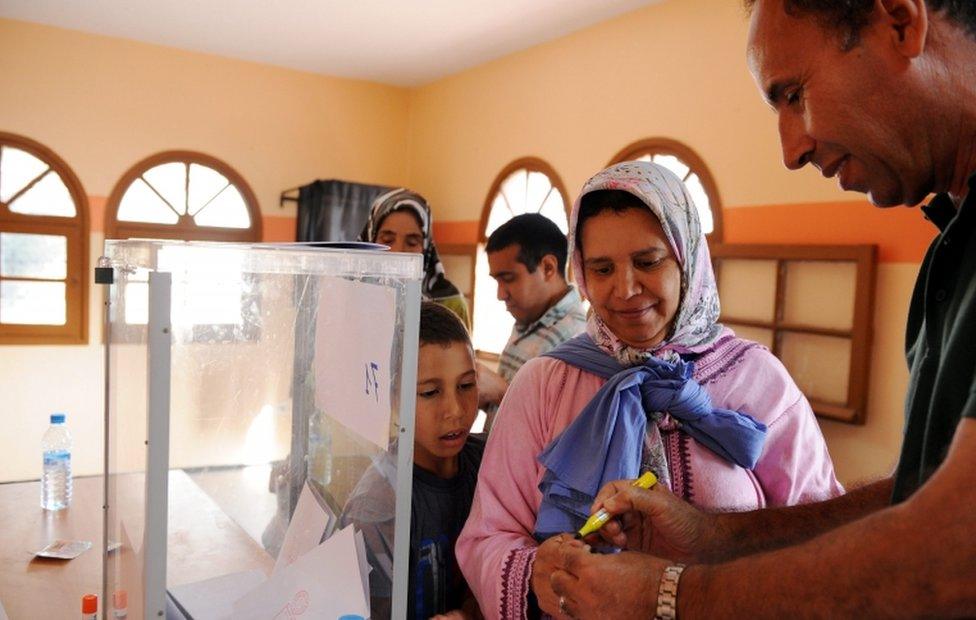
[{"left": 296, "top": 179, "right": 393, "bottom": 242}]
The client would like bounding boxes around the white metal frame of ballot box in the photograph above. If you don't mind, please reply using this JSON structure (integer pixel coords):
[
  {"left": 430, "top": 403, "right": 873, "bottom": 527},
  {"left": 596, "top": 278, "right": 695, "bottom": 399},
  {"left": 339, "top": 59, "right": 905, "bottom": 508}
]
[
  {"left": 102, "top": 240, "right": 422, "bottom": 620},
  {"left": 144, "top": 271, "right": 172, "bottom": 618}
]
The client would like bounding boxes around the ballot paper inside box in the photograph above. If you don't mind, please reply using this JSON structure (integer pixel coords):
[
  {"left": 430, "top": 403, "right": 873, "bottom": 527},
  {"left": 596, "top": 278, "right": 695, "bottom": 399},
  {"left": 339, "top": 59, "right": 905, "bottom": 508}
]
[{"left": 102, "top": 239, "right": 422, "bottom": 620}]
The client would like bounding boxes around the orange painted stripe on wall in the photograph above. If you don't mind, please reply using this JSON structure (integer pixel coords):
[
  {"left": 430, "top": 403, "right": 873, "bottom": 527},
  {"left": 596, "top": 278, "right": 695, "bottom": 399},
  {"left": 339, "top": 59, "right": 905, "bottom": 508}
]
[
  {"left": 261, "top": 216, "right": 296, "bottom": 242},
  {"left": 86, "top": 197, "right": 934, "bottom": 262},
  {"left": 432, "top": 220, "right": 480, "bottom": 246},
  {"left": 723, "top": 200, "right": 935, "bottom": 264}
]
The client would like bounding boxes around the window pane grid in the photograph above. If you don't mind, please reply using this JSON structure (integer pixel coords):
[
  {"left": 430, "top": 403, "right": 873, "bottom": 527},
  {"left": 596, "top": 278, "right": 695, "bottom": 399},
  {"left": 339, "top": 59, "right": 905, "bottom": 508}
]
[
  {"left": 623, "top": 149, "right": 714, "bottom": 235},
  {"left": 2, "top": 168, "right": 50, "bottom": 206},
  {"left": 712, "top": 245, "right": 876, "bottom": 424},
  {"left": 140, "top": 174, "right": 184, "bottom": 219},
  {"left": 0, "top": 133, "right": 86, "bottom": 343},
  {"left": 475, "top": 164, "right": 568, "bottom": 354},
  {"left": 113, "top": 158, "right": 252, "bottom": 232},
  {"left": 1, "top": 146, "right": 50, "bottom": 203}
]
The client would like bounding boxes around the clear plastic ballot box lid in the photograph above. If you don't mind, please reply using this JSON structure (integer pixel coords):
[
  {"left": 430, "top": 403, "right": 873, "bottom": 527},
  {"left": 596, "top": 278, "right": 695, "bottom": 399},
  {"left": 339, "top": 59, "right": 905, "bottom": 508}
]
[{"left": 101, "top": 239, "right": 422, "bottom": 620}]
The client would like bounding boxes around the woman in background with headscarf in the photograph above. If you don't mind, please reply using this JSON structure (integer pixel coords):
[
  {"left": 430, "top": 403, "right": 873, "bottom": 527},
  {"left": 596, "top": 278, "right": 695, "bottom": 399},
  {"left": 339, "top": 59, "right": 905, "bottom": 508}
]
[
  {"left": 455, "top": 161, "right": 843, "bottom": 619},
  {"left": 362, "top": 188, "right": 471, "bottom": 328}
]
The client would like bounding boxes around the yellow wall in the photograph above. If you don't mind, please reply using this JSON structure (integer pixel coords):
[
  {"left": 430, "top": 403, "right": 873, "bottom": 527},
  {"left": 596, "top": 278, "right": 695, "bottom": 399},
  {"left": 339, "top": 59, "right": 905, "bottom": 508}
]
[
  {"left": 1, "top": 0, "right": 930, "bottom": 486},
  {"left": 0, "top": 18, "right": 411, "bottom": 481},
  {"left": 407, "top": 0, "right": 851, "bottom": 220},
  {"left": 0, "top": 19, "right": 410, "bottom": 213},
  {"left": 405, "top": 0, "right": 927, "bottom": 486}
]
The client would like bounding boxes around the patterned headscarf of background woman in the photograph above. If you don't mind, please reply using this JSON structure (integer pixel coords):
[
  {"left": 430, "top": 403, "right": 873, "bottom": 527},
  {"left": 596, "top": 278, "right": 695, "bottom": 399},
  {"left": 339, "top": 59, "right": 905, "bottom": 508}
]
[
  {"left": 568, "top": 161, "right": 727, "bottom": 366},
  {"left": 361, "top": 188, "right": 462, "bottom": 302}
]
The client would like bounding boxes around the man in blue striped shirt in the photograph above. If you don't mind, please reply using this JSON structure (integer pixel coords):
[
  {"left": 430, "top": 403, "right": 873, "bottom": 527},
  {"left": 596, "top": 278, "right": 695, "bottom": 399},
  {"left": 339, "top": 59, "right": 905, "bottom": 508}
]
[{"left": 478, "top": 214, "right": 587, "bottom": 431}]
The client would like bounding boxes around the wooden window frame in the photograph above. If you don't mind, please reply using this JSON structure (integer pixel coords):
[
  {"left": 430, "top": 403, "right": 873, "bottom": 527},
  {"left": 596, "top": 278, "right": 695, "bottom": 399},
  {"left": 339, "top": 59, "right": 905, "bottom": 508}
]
[
  {"left": 477, "top": 157, "right": 571, "bottom": 245},
  {"left": 608, "top": 137, "right": 724, "bottom": 242},
  {"left": 106, "top": 151, "right": 263, "bottom": 344},
  {"left": 104, "top": 150, "right": 262, "bottom": 242},
  {"left": 473, "top": 157, "right": 570, "bottom": 354},
  {"left": 711, "top": 243, "right": 877, "bottom": 424},
  {"left": 0, "top": 132, "right": 89, "bottom": 345}
]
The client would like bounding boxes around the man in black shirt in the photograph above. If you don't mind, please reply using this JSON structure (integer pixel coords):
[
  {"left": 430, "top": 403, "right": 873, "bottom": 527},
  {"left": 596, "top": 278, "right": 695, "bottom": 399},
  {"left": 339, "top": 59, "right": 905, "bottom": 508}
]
[{"left": 547, "top": 1, "right": 976, "bottom": 617}]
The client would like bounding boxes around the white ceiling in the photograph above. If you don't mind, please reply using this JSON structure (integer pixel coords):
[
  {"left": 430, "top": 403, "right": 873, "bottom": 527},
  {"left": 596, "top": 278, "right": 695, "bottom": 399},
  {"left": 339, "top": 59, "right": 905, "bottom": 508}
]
[{"left": 0, "top": 0, "right": 662, "bottom": 86}]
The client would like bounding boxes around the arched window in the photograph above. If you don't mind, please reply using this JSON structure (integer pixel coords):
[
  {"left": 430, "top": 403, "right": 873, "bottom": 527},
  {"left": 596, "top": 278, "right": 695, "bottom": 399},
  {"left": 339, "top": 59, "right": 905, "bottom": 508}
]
[
  {"left": 106, "top": 152, "right": 262, "bottom": 338},
  {"left": 105, "top": 151, "right": 262, "bottom": 242},
  {"left": 0, "top": 132, "right": 89, "bottom": 344},
  {"left": 608, "top": 138, "right": 724, "bottom": 241},
  {"left": 473, "top": 157, "right": 569, "bottom": 355}
]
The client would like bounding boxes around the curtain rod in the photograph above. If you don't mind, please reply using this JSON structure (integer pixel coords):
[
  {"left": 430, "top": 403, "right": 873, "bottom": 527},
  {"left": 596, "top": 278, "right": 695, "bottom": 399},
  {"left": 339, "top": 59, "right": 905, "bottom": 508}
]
[{"left": 279, "top": 186, "right": 300, "bottom": 209}]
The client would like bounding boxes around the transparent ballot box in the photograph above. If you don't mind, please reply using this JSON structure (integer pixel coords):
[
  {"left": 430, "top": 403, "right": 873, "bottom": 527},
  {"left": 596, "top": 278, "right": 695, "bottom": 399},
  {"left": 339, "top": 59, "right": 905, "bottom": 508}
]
[{"left": 102, "top": 239, "right": 422, "bottom": 620}]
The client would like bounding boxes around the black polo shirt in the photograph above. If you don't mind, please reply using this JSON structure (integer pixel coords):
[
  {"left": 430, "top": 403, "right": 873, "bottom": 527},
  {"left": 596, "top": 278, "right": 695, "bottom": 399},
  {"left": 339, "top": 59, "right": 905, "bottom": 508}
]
[{"left": 893, "top": 173, "right": 976, "bottom": 503}]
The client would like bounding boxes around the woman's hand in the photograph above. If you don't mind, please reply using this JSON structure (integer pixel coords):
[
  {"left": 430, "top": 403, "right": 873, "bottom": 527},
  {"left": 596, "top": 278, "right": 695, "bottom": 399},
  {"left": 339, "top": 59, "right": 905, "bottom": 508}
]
[
  {"left": 550, "top": 546, "right": 664, "bottom": 620},
  {"left": 531, "top": 534, "right": 581, "bottom": 616},
  {"left": 586, "top": 480, "right": 719, "bottom": 563}
]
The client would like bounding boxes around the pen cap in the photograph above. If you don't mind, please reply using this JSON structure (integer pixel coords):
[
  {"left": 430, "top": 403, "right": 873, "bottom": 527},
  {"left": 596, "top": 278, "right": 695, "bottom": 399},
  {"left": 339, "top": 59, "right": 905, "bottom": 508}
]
[
  {"left": 82, "top": 594, "right": 98, "bottom": 613},
  {"left": 634, "top": 471, "right": 658, "bottom": 489}
]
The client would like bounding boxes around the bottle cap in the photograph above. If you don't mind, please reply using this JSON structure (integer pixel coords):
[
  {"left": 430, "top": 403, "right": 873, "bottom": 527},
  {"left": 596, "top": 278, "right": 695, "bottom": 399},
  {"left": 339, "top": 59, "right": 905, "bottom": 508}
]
[
  {"left": 82, "top": 594, "right": 98, "bottom": 613},
  {"left": 113, "top": 590, "right": 128, "bottom": 609},
  {"left": 51, "top": 413, "right": 66, "bottom": 424}
]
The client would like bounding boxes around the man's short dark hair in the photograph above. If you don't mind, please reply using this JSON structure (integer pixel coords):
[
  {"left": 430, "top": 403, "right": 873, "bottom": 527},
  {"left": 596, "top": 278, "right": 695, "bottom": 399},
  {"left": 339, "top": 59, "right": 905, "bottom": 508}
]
[
  {"left": 485, "top": 213, "right": 569, "bottom": 275},
  {"left": 419, "top": 301, "right": 471, "bottom": 348},
  {"left": 744, "top": 0, "right": 976, "bottom": 49},
  {"left": 575, "top": 190, "right": 648, "bottom": 252}
]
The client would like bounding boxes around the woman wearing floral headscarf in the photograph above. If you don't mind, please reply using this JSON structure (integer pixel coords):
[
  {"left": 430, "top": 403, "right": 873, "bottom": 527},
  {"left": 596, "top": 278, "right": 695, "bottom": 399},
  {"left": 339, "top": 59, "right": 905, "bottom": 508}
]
[
  {"left": 361, "top": 188, "right": 471, "bottom": 328},
  {"left": 456, "top": 162, "right": 843, "bottom": 619}
]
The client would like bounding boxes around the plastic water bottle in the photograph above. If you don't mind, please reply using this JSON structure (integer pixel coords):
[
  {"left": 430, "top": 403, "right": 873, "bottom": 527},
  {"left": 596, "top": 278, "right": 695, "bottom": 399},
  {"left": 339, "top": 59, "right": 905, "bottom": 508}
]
[{"left": 41, "top": 413, "right": 72, "bottom": 511}]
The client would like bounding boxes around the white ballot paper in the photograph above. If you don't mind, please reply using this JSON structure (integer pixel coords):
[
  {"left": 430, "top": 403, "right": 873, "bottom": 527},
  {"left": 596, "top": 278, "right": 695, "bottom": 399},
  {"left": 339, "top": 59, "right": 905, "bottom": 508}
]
[
  {"left": 168, "top": 569, "right": 267, "bottom": 620},
  {"left": 231, "top": 525, "right": 370, "bottom": 620},
  {"left": 314, "top": 276, "right": 397, "bottom": 450},
  {"left": 272, "top": 482, "right": 335, "bottom": 577}
]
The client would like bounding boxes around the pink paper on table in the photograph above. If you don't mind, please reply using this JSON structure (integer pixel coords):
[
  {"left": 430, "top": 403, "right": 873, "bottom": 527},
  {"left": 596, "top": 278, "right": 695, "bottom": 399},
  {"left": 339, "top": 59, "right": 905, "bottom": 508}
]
[
  {"left": 231, "top": 525, "right": 369, "bottom": 620},
  {"left": 272, "top": 482, "right": 334, "bottom": 577}
]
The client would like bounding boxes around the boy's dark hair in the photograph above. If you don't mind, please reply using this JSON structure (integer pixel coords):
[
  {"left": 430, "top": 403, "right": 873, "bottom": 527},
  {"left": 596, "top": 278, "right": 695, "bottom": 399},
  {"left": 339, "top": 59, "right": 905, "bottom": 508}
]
[
  {"left": 743, "top": 0, "right": 976, "bottom": 49},
  {"left": 486, "top": 213, "right": 569, "bottom": 276},
  {"left": 419, "top": 301, "right": 471, "bottom": 348},
  {"left": 575, "top": 190, "right": 648, "bottom": 252}
]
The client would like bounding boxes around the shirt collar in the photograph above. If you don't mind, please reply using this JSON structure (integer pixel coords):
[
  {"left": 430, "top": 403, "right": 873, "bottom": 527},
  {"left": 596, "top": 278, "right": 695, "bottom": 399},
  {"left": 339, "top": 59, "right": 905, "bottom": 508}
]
[
  {"left": 922, "top": 171, "right": 976, "bottom": 232},
  {"left": 515, "top": 286, "right": 582, "bottom": 335}
]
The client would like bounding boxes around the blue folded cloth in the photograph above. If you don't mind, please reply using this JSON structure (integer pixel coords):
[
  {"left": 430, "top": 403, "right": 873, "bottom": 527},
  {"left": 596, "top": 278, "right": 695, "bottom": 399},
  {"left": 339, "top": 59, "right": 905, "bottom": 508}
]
[{"left": 533, "top": 334, "right": 767, "bottom": 539}]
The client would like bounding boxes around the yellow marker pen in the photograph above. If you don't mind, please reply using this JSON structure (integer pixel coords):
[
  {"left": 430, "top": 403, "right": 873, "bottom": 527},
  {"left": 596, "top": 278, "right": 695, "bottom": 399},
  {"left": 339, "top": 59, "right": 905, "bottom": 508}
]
[{"left": 575, "top": 471, "right": 658, "bottom": 539}]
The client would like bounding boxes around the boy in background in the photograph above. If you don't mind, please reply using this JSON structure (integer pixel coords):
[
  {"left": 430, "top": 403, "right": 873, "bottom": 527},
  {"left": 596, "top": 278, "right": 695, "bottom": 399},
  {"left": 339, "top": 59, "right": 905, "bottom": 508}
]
[{"left": 341, "top": 302, "right": 484, "bottom": 619}]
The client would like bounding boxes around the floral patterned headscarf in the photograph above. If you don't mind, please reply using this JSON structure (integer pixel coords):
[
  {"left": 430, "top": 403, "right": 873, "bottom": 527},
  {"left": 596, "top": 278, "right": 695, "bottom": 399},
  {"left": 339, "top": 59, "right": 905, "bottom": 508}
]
[
  {"left": 569, "top": 161, "right": 726, "bottom": 366},
  {"left": 360, "top": 188, "right": 461, "bottom": 302}
]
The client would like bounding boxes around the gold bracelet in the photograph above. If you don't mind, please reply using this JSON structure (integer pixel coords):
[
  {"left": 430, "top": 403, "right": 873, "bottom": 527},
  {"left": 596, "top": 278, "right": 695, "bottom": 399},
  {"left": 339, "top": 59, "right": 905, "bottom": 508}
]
[{"left": 654, "top": 563, "right": 686, "bottom": 620}]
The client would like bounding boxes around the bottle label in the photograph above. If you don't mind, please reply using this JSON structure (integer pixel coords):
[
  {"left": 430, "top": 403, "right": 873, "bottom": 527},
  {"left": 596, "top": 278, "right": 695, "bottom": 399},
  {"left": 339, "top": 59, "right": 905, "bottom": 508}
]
[{"left": 43, "top": 450, "right": 71, "bottom": 466}]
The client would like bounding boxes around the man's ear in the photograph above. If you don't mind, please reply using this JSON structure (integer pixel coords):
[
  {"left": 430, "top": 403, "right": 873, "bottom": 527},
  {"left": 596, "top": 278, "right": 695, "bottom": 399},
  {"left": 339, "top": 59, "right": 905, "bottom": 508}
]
[
  {"left": 879, "top": 0, "right": 928, "bottom": 58},
  {"left": 540, "top": 254, "right": 559, "bottom": 281}
]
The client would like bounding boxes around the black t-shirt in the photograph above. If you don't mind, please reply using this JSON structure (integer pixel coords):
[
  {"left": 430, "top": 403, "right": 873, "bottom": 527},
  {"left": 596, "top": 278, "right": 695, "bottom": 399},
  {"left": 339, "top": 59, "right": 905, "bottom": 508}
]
[
  {"left": 339, "top": 435, "right": 485, "bottom": 619},
  {"left": 894, "top": 174, "right": 976, "bottom": 502},
  {"left": 409, "top": 435, "right": 484, "bottom": 619}
]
